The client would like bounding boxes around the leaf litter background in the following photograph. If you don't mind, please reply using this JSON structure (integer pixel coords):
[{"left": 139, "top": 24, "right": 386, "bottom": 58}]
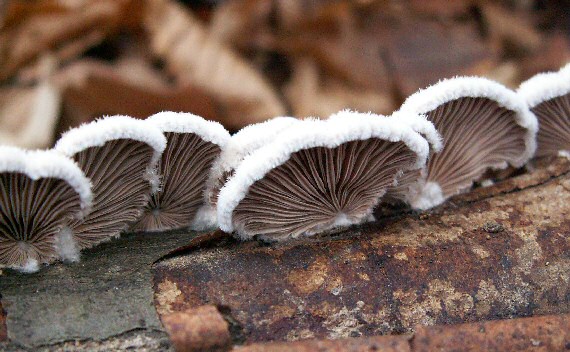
[
  {"left": 1, "top": 0, "right": 570, "bottom": 351},
  {"left": 1, "top": 0, "right": 569, "bottom": 148}
]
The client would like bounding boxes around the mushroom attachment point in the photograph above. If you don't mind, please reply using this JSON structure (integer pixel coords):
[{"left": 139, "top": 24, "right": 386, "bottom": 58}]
[
  {"left": 217, "top": 114, "right": 429, "bottom": 241},
  {"left": 55, "top": 116, "right": 166, "bottom": 252},
  {"left": 0, "top": 147, "right": 92, "bottom": 272},
  {"left": 399, "top": 77, "right": 537, "bottom": 210},
  {"left": 132, "top": 112, "right": 230, "bottom": 232},
  {"left": 518, "top": 63, "right": 570, "bottom": 159},
  {"left": 204, "top": 116, "right": 300, "bottom": 215}
]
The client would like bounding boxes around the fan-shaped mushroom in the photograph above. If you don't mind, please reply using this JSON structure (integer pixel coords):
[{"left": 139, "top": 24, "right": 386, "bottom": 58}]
[
  {"left": 131, "top": 112, "right": 230, "bottom": 232},
  {"left": 55, "top": 116, "right": 166, "bottom": 255},
  {"left": 217, "top": 114, "right": 429, "bottom": 241},
  {"left": 205, "top": 116, "right": 300, "bottom": 209},
  {"left": 399, "top": 77, "right": 537, "bottom": 210},
  {"left": 329, "top": 110, "right": 443, "bottom": 204},
  {"left": 518, "top": 63, "right": 570, "bottom": 159},
  {"left": 0, "top": 147, "right": 92, "bottom": 272}
]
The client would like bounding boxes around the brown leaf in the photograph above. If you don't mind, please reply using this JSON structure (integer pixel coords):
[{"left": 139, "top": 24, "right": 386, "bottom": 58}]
[
  {"left": 0, "top": 57, "right": 60, "bottom": 148},
  {"left": 142, "top": 0, "right": 286, "bottom": 129},
  {"left": 480, "top": 2, "right": 542, "bottom": 54},
  {"left": 285, "top": 58, "right": 395, "bottom": 119},
  {"left": 274, "top": 2, "right": 394, "bottom": 91},
  {"left": 383, "top": 19, "right": 498, "bottom": 97},
  {"left": 53, "top": 60, "right": 224, "bottom": 136},
  {"left": 0, "top": 0, "right": 134, "bottom": 81}
]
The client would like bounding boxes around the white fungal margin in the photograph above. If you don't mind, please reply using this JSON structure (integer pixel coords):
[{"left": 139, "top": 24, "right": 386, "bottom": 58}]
[
  {"left": 517, "top": 63, "right": 570, "bottom": 109},
  {"left": 190, "top": 205, "right": 218, "bottom": 231},
  {"left": 0, "top": 146, "right": 93, "bottom": 216},
  {"left": 54, "top": 226, "right": 80, "bottom": 262},
  {"left": 330, "top": 109, "right": 443, "bottom": 152},
  {"left": 208, "top": 117, "right": 300, "bottom": 182},
  {"left": 408, "top": 181, "right": 445, "bottom": 211},
  {"left": 204, "top": 116, "right": 300, "bottom": 213},
  {"left": 55, "top": 115, "right": 167, "bottom": 193},
  {"left": 146, "top": 111, "right": 230, "bottom": 148},
  {"left": 18, "top": 259, "right": 40, "bottom": 273},
  {"left": 399, "top": 76, "right": 538, "bottom": 167},
  {"left": 217, "top": 113, "right": 430, "bottom": 233}
]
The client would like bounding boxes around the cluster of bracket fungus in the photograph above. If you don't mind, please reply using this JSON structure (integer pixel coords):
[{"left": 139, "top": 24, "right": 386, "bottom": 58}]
[
  {"left": 3, "top": 64, "right": 570, "bottom": 272},
  {"left": 217, "top": 113, "right": 429, "bottom": 241},
  {"left": 54, "top": 116, "right": 167, "bottom": 260},
  {"left": 398, "top": 77, "right": 538, "bottom": 210},
  {"left": 132, "top": 112, "right": 230, "bottom": 232}
]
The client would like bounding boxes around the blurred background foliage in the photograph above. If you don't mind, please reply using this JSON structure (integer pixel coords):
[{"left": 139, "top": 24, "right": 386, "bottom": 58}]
[{"left": 0, "top": 0, "right": 568, "bottom": 148}]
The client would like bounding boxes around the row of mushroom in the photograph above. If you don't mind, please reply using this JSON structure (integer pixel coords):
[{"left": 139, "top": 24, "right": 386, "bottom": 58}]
[{"left": 1, "top": 63, "right": 569, "bottom": 273}]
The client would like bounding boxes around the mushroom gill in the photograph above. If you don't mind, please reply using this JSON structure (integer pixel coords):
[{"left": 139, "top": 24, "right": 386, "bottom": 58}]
[
  {"left": 132, "top": 112, "right": 230, "bottom": 232},
  {"left": 329, "top": 110, "right": 443, "bottom": 205},
  {"left": 399, "top": 77, "right": 537, "bottom": 210},
  {"left": 217, "top": 116, "right": 429, "bottom": 241},
  {"left": 55, "top": 116, "right": 166, "bottom": 253},
  {"left": 205, "top": 116, "right": 300, "bottom": 210},
  {"left": 0, "top": 148, "right": 91, "bottom": 272},
  {"left": 518, "top": 63, "right": 570, "bottom": 159}
]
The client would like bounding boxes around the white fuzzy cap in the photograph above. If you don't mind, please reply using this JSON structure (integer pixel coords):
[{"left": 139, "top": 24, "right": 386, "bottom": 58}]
[
  {"left": 55, "top": 115, "right": 167, "bottom": 168},
  {"left": 330, "top": 109, "right": 443, "bottom": 152},
  {"left": 517, "top": 62, "right": 570, "bottom": 108},
  {"left": 204, "top": 116, "right": 301, "bottom": 207},
  {"left": 217, "top": 117, "right": 300, "bottom": 173},
  {"left": 146, "top": 111, "right": 230, "bottom": 147},
  {"left": 0, "top": 146, "right": 93, "bottom": 216},
  {"left": 217, "top": 114, "right": 430, "bottom": 233},
  {"left": 399, "top": 76, "right": 538, "bottom": 167}
]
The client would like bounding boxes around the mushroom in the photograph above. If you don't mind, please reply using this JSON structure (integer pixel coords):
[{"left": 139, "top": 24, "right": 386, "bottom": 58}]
[
  {"left": 517, "top": 63, "right": 570, "bottom": 159},
  {"left": 54, "top": 116, "right": 166, "bottom": 255},
  {"left": 0, "top": 147, "right": 92, "bottom": 272},
  {"left": 217, "top": 113, "right": 429, "bottom": 241},
  {"left": 329, "top": 110, "right": 443, "bottom": 204},
  {"left": 131, "top": 112, "right": 230, "bottom": 232},
  {"left": 204, "top": 116, "right": 300, "bottom": 215},
  {"left": 398, "top": 77, "right": 537, "bottom": 210}
]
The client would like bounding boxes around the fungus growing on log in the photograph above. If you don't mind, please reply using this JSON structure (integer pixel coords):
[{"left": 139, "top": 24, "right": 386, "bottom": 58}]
[
  {"left": 0, "top": 147, "right": 92, "bottom": 272},
  {"left": 518, "top": 63, "right": 570, "bottom": 159},
  {"left": 205, "top": 116, "right": 300, "bottom": 208},
  {"left": 329, "top": 110, "right": 443, "bottom": 204},
  {"left": 55, "top": 116, "right": 166, "bottom": 256},
  {"left": 399, "top": 77, "right": 537, "bottom": 210},
  {"left": 132, "top": 112, "right": 230, "bottom": 232},
  {"left": 217, "top": 114, "right": 429, "bottom": 241}
]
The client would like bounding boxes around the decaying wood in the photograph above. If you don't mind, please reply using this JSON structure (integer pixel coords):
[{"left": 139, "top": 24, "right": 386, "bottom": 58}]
[
  {"left": 231, "top": 313, "right": 570, "bottom": 352},
  {"left": 162, "top": 306, "right": 231, "bottom": 352},
  {"left": 0, "top": 230, "right": 199, "bottom": 348},
  {"left": 153, "top": 158, "right": 570, "bottom": 344}
]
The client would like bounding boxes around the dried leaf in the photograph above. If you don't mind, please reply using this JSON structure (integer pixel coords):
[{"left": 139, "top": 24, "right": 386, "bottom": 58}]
[
  {"left": 274, "top": 3, "right": 393, "bottom": 91},
  {"left": 142, "top": 0, "right": 286, "bottom": 129},
  {"left": 0, "top": 0, "right": 133, "bottom": 81},
  {"left": 285, "top": 59, "right": 395, "bottom": 118},
  {"left": 383, "top": 19, "right": 498, "bottom": 97},
  {"left": 53, "top": 60, "right": 222, "bottom": 136},
  {"left": 480, "top": 3, "right": 542, "bottom": 54},
  {"left": 0, "top": 58, "right": 60, "bottom": 148}
]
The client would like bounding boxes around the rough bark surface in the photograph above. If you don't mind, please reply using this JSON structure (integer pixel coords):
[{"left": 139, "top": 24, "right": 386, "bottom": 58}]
[
  {"left": 0, "top": 229, "right": 199, "bottom": 349},
  {"left": 0, "top": 159, "right": 569, "bottom": 351},
  {"left": 153, "top": 158, "right": 570, "bottom": 343}
]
